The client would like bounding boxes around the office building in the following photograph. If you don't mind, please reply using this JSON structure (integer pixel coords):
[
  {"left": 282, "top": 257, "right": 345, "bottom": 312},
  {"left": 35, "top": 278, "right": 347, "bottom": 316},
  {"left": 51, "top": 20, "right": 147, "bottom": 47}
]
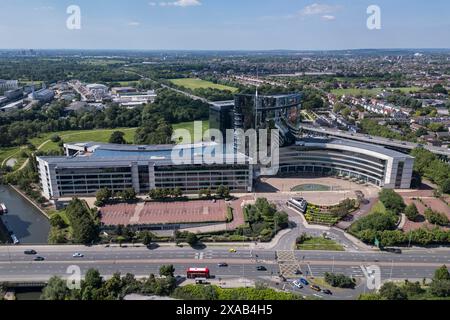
[
  {"left": 37, "top": 142, "right": 253, "bottom": 200},
  {"left": 234, "top": 93, "right": 302, "bottom": 148},
  {"left": 279, "top": 138, "right": 414, "bottom": 189},
  {"left": 209, "top": 100, "right": 235, "bottom": 144}
]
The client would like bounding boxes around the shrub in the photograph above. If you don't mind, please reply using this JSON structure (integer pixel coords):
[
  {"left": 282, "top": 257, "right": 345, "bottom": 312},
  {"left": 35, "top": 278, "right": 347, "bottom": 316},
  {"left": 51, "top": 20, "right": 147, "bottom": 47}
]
[
  {"left": 324, "top": 273, "right": 356, "bottom": 289},
  {"left": 379, "top": 189, "right": 406, "bottom": 215},
  {"left": 425, "top": 209, "right": 449, "bottom": 226},
  {"left": 405, "top": 203, "right": 419, "bottom": 222}
]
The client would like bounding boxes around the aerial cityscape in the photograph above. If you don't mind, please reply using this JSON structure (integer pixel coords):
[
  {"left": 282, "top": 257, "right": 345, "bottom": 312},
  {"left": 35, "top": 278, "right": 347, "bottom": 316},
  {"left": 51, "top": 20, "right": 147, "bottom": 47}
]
[{"left": 0, "top": 0, "right": 450, "bottom": 307}]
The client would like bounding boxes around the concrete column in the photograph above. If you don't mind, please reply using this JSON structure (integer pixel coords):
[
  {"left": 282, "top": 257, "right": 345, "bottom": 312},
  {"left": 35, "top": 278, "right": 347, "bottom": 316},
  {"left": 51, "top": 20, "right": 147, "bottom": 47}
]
[
  {"left": 131, "top": 162, "right": 140, "bottom": 194},
  {"left": 149, "top": 163, "right": 156, "bottom": 189}
]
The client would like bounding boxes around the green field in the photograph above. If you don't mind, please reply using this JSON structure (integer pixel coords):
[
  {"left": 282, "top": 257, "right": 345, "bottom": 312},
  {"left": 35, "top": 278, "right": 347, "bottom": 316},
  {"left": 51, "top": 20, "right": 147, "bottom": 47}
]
[
  {"left": 1, "top": 121, "right": 210, "bottom": 168},
  {"left": 331, "top": 87, "right": 422, "bottom": 97},
  {"left": 297, "top": 237, "right": 344, "bottom": 251},
  {"left": 170, "top": 78, "right": 238, "bottom": 92},
  {"left": 173, "top": 121, "right": 210, "bottom": 144}
]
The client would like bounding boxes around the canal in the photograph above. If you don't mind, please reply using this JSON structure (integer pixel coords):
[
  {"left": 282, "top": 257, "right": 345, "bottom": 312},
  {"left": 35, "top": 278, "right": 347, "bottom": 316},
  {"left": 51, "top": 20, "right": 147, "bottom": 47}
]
[{"left": 0, "top": 185, "right": 50, "bottom": 244}]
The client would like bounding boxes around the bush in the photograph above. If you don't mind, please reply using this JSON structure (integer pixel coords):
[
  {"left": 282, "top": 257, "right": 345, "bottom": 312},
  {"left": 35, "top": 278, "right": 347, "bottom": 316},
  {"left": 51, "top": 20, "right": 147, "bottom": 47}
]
[
  {"left": 324, "top": 273, "right": 356, "bottom": 289},
  {"left": 50, "top": 135, "right": 61, "bottom": 143},
  {"left": 379, "top": 282, "right": 407, "bottom": 300},
  {"left": 379, "top": 189, "right": 406, "bottom": 215},
  {"left": 425, "top": 209, "right": 449, "bottom": 226},
  {"left": 186, "top": 233, "right": 199, "bottom": 246},
  {"left": 405, "top": 203, "right": 419, "bottom": 222},
  {"left": 349, "top": 211, "right": 398, "bottom": 233}
]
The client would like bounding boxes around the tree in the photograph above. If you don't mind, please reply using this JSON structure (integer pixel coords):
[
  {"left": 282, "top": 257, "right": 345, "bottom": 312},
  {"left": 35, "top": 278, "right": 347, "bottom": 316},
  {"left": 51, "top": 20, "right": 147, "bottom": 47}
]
[
  {"left": 274, "top": 211, "right": 289, "bottom": 229},
  {"left": 50, "top": 214, "right": 67, "bottom": 229},
  {"left": 66, "top": 198, "right": 99, "bottom": 245},
  {"left": 41, "top": 276, "right": 70, "bottom": 300},
  {"left": 430, "top": 279, "right": 450, "bottom": 297},
  {"left": 141, "top": 231, "right": 154, "bottom": 246},
  {"left": 434, "top": 265, "right": 450, "bottom": 281},
  {"left": 109, "top": 131, "right": 127, "bottom": 144},
  {"left": 186, "top": 233, "right": 199, "bottom": 246},
  {"left": 120, "top": 188, "right": 137, "bottom": 202},
  {"left": 442, "top": 179, "right": 450, "bottom": 194},
  {"left": 378, "top": 189, "right": 406, "bottom": 215},
  {"left": 378, "top": 282, "right": 407, "bottom": 300},
  {"left": 83, "top": 269, "right": 103, "bottom": 290},
  {"left": 405, "top": 203, "right": 419, "bottom": 222},
  {"left": 324, "top": 273, "right": 356, "bottom": 289},
  {"left": 159, "top": 265, "right": 176, "bottom": 277},
  {"left": 95, "top": 188, "right": 112, "bottom": 207},
  {"left": 173, "top": 187, "right": 183, "bottom": 198},
  {"left": 50, "top": 134, "right": 61, "bottom": 143}
]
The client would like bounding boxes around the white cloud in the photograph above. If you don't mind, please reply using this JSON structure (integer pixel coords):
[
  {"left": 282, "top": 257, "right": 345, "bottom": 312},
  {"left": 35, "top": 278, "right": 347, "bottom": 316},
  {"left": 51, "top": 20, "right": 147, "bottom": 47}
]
[
  {"left": 128, "top": 21, "right": 141, "bottom": 26},
  {"left": 149, "top": 0, "right": 201, "bottom": 7},
  {"left": 33, "top": 6, "right": 54, "bottom": 11},
  {"left": 321, "top": 15, "right": 336, "bottom": 21},
  {"left": 300, "top": 3, "right": 340, "bottom": 16}
]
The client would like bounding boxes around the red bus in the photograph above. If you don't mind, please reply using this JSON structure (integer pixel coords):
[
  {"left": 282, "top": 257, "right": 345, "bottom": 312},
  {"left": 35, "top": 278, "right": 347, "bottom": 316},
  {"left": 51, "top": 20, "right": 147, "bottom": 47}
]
[{"left": 187, "top": 267, "right": 210, "bottom": 279}]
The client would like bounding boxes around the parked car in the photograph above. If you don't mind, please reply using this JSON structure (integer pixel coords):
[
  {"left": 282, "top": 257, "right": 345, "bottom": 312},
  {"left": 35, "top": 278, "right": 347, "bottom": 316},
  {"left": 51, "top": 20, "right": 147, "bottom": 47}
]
[
  {"left": 385, "top": 248, "right": 402, "bottom": 254},
  {"left": 256, "top": 266, "right": 267, "bottom": 271},
  {"left": 299, "top": 278, "right": 309, "bottom": 286},
  {"left": 311, "top": 285, "right": 321, "bottom": 292},
  {"left": 24, "top": 250, "right": 37, "bottom": 255}
]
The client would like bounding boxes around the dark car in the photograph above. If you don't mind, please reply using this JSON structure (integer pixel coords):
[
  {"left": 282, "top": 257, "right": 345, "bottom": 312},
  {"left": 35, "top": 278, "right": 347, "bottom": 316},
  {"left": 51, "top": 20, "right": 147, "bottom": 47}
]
[
  {"left": 385, "top": 248, "right": 402, "bottom": 254},
  {"left": 33, "top": 256, "right": 45, "bottom": 261},
  {"left": 218, "top": 263, "right": 228, "bottom": 267},
  {"left": 256, "top": 266, "right": 267, "bottom": 271},
  {"left": 322, "top": 289, "right": 333, "bottom": 295},
  {"left": 24, "top": 250, "right": 37, "bottom": 255},
  {"left": 311, "top": 285, "right": 321, "bottom": 292},
  {"left": 294, "top": 269, "right": 303, "bottom": 275},
  {"left": 300, "top": 278, "right": 309, "bottom": 286}
]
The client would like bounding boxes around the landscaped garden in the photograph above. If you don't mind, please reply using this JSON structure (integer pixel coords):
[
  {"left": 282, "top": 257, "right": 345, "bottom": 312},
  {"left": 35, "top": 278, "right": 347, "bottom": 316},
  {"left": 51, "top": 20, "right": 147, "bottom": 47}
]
[
  {"left": 303, "top": 198, "right": 360, "bottom": 226},
  {"left": 296, "top": 234, "right": 344, "bottom": 251}
]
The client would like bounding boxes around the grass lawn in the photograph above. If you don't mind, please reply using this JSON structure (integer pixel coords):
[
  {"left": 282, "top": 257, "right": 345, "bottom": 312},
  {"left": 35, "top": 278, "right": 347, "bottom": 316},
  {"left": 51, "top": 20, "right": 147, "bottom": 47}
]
[
  {"left": 170, "top": 78, "right": 238, "bottom": 93},
  {"left": 297, "top": 237, "right": 344, "bottom": 251},
  {"left": 370, "top": 201, "right": 387, "bottom": 214},
  {"left": 173, "top": 121, "right": 209, "bottom": 144}
]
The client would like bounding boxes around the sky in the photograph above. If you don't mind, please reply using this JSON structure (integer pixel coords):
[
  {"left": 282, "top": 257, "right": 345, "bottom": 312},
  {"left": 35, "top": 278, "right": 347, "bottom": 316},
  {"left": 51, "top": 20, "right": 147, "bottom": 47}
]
[{"left": 0, "top": 0, "right": 449, "bottom": 50}]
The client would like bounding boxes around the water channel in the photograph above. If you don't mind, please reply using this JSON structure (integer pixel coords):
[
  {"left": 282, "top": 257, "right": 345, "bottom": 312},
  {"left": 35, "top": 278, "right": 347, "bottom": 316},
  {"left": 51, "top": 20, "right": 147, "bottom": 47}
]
[{"left": 0, "top": 185, "right": 50, "bottom": 244}]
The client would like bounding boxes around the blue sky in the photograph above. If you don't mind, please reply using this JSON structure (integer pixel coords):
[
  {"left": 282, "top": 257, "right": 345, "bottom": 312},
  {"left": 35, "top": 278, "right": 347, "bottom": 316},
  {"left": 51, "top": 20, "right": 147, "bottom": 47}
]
[{"left": 0, "top": 0, "right": 449, "bottom": 50}]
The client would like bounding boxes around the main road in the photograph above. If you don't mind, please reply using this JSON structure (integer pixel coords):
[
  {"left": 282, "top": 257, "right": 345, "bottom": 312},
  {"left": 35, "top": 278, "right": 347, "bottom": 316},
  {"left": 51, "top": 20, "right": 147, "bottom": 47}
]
[{"left": 0, "top": 245, "right": 449, "bottom": 282}]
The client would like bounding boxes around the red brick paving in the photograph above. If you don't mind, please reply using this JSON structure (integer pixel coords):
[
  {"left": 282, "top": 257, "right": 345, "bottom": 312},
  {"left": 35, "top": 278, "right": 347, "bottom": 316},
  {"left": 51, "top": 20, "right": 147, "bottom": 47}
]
[
  {"left": 402, "top": 196, "right": 450, "bottom": 232},
  {"left": 100, "top": 200, "right": 231, "bottom": 226},
  {"left": 226, "top": 196, "right": 251, "bottom": 230}
]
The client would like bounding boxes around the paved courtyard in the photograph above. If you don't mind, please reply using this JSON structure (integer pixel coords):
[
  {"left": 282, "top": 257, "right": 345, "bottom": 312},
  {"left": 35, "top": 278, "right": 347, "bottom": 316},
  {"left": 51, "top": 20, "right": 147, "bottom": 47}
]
[
  {"left": 401, "top": 195, "right": 450, "bottom": 232},
  {"left": 256, "top": 177, "right": 380, "bottom": 206}
]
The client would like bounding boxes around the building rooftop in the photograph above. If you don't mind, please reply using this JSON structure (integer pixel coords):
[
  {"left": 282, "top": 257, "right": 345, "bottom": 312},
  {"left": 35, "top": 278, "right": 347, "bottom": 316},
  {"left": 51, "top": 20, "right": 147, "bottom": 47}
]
[
  {"left": 39, "top": 142, "right": 250, "bottom": 166},
  {"left": 296, "top": 137, "right": 415, "bottom": 159}
]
